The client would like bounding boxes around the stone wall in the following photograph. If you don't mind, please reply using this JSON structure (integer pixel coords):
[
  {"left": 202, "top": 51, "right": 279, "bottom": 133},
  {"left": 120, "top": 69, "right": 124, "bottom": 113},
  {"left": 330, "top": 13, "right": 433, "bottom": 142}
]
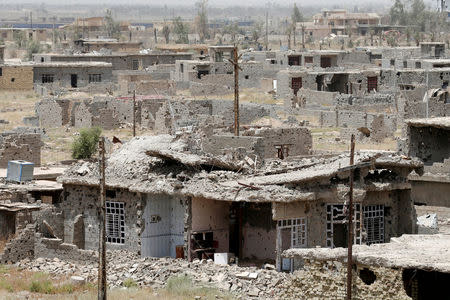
[
  {"left": 62, "top": 185, "right": 142, "bottom": 254},
  {"left": 279, "top": 259, "right": 411, "bottom": 300},
  {"left": 0, "top": 224, "right": 35, "bottom": 264},
  {"left": 34, "top": 234, "right": 97, "bottom": 263},
  {"left": 0, "top": 130, "right": 42, "bottom": 167},
  {"left": 243, "top": 127, "right": 313, "bottom": 158}
]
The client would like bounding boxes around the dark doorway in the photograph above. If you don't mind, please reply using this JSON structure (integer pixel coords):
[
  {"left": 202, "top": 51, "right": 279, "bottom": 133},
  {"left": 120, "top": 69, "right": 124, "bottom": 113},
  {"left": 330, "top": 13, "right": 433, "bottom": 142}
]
[
  {"left": 333, "top": 223, "right": 348, "bottom": 247},
  {"left": 71, "top": 74, "right": 78, "bottom": 88},
  {"left": 229, "top": 202, "right": 243, "bottom": 258},
  {"left": 316, "top": 75, "right": 324, "bottom": 91},
  {"left": 291, "top": 77, "right": 302, "bottom": 96},
  {"left": 320, "top": 56, "right": 332, "bottom": 68},
  {"left": 328, "top": 74, "right": 349, "bottom": 93}
]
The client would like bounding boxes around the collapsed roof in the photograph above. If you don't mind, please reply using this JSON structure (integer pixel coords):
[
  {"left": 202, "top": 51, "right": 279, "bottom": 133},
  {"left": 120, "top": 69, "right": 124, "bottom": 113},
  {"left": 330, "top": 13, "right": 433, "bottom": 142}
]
[{"left": 58, "top": 135, "right": 423, "bottom": 203}]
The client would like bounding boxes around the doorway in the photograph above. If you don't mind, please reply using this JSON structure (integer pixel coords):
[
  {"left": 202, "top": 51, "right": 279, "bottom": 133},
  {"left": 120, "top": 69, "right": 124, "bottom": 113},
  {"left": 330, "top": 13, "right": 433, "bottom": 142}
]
[
  {"left": 71, "top": 74, "right": 78, "bottom": 88},
  {"left": 229, "top": 202, "right": 243, "bottom": 259}
]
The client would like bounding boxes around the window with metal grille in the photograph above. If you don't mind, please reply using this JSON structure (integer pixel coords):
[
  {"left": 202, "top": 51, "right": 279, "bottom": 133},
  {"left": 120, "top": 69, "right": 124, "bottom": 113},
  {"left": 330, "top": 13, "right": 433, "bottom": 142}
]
[
  {"left": 41, "top": 74, "right": 54, "bottom": 83},
  {"left": 132, "top": 59, "right": 139, "bottom": 70},
  {"left": 89, "top": 74, "right": 102, "bottom": 83},
  {"left": 363, "top": 205, "right": 384, "bottom": 245},
  {"left": 106, "top": 201, "right": 125, "bottom": 244},
  {"left": 326, "top": 204, "right": 362, "bottom": 248},
  {"left": 367, "top": 76, "right": 378, "bottom": 92},
  {"left": 277, "top": 218, "right": 307, "bottom": 248}
]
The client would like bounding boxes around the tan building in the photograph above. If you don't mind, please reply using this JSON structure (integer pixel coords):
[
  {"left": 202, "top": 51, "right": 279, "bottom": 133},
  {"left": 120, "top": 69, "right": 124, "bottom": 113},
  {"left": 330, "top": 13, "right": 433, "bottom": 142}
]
[
  {"left": 0, "top": 48, "right": 34, "bottom": 90},
  {"left": 304, "top": 9, "right": 380, "bottom": 39},
  {"left": 0, "top": 64, "right": 34, "bottom": 90}
]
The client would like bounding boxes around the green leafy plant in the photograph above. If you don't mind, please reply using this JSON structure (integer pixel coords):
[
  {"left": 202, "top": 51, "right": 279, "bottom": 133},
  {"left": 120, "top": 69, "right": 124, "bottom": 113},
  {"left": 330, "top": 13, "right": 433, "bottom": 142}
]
[{"left": 71, "top": 127, "right": 102, "bottom": 159}]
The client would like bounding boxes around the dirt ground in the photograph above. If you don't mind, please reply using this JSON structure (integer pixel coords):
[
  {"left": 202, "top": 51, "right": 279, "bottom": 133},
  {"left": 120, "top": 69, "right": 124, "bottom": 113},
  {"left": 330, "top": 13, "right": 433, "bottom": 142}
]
[{"left": 0, "top": 90, "right": 396, "bottom": 166}]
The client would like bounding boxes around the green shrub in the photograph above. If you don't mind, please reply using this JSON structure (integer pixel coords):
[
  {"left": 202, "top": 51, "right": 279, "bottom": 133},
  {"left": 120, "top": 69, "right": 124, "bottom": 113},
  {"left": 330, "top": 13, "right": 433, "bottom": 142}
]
[
  {"left": 123, "top": 278, "right": 137, "bottom": 288},
  {"left": 29, "top": 273, "right": 54, "bottom": 294},
  {"left": 71, "top": 127, "right": 102, "bottom": 159}
]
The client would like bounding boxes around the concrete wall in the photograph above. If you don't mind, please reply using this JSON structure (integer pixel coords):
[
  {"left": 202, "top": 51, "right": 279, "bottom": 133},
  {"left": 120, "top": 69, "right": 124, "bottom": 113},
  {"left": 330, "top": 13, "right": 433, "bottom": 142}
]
[
  {"left": 141, "top": 194, "right": 186, "bottom": 258},
  {"left": 191, "top": 197, "right": 230, "bottom": 254},
  {"left": 33, "top": 65, "right": 113, "bottom": 88}
]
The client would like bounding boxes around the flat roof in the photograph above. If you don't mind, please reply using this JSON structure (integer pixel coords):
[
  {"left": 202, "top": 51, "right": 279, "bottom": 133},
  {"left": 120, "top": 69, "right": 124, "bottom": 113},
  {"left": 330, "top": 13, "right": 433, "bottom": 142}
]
[
  {"left": 284, "top": 234, "right": 450, "bottom": 273},
  {"left": 34, "top": 62, "right": 112, "bottom": 68},
  {"left": 406, "top": 117, "right": 450, "bottom": 129},
  {"left": 38, "top": 52, "right": 192, "bottom": 58}
]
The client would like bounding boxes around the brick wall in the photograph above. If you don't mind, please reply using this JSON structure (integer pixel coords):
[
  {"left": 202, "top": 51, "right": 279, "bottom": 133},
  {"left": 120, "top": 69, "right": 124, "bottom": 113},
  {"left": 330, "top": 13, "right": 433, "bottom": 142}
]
[{"left": 0, "top": 65, "right": 34, "bottom": 90}]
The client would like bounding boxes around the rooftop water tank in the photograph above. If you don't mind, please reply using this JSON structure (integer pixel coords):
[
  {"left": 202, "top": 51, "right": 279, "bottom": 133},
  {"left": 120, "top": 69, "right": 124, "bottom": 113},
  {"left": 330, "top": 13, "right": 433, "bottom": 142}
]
[{"left": 6, "top": 160, "right": 34, "bottom": 183}]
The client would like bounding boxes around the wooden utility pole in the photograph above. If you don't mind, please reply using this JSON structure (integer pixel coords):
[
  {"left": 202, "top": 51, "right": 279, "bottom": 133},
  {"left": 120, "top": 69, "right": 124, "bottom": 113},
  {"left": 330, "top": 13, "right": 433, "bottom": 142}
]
[
  {"left": 132, "top": 90, "right": 136, "bottom": 137},
  {"left": 98, "top": 137, "right": 107, "bottom": 300},
  {"left": 346, "top": 134, "right": 355, "bottom": 300},
  {"left": 265, "top": 11, "right": 269, "bottom": 51},
  {"left": 227, "top": 46, "right": 242, "bottom": 136},
  {"left": 301, "top": 25, "right": 306, "bottom": 49}
]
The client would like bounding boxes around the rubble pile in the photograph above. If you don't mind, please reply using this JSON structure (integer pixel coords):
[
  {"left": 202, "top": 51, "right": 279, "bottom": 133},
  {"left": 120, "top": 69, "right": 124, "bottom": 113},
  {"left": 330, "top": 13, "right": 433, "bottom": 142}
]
[{"left": 16, "top": 250, "right": 293, "bottom": 299}]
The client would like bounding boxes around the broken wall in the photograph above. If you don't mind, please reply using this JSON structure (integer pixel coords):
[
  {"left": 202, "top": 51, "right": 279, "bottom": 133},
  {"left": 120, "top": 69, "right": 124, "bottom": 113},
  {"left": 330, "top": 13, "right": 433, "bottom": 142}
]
[
  {"left": 62, "top": 185, "right": 142, "bottom": 254},
  {"left": 279, "top": 260, "right": 411, "bottom": 300},
  {"left": 191, "top": 197, "right": 230, "bottom": 254}
]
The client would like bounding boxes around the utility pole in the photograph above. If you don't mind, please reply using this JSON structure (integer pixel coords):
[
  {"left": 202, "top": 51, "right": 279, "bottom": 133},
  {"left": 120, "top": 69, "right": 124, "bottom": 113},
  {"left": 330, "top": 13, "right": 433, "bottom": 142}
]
[
  {"left": 133, "top": 90, "right": 136, "bottom": 137},
  {"left": 301, "top": 25, "right": 306, "bottom": 49},
  {"left": 98, "top": 137, "right": 107, "bottom": 300},
  {"left": 346, "top": 134, "right": 355, "bottom": 300},
  {"left": 265, "top": 11, "right": 269, "bottom": 51},
  {"left": 52, "top": 17, "right": 55, "bottom": 49},
  {"left": 227, "top": 46, "right": 242, "bottom": 136}
]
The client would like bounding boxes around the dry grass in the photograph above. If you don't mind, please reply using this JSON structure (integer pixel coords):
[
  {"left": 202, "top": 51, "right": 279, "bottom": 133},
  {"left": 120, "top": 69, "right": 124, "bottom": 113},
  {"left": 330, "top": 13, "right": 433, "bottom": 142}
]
[
  {"left": 0, "top": 265, "right": 94, "bottom": 296},
  {"left": 0, "top": 270, "right": 234, "bottom": 300},
  {"left": 0, "top": 91, "right": 39, "bottom": 131}
]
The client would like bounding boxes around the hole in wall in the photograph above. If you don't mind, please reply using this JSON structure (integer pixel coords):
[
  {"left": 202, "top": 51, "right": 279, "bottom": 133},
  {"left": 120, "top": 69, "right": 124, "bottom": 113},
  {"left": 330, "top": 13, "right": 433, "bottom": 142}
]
[{"left": 359, "top": 268, "right": 376, "bottom": 285}]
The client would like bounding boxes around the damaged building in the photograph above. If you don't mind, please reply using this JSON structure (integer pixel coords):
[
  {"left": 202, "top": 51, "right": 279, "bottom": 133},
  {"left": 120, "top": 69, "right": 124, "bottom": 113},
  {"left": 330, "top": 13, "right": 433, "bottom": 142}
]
[{"left": 54, "top": 135, "right": 421, "bottom": 271}]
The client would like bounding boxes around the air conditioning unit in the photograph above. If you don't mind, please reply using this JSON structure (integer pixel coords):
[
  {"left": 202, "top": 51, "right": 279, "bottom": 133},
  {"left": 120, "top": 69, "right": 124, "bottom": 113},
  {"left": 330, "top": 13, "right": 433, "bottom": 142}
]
[{"left": 6, "top": 160, "right": 34, "bottom": 183}]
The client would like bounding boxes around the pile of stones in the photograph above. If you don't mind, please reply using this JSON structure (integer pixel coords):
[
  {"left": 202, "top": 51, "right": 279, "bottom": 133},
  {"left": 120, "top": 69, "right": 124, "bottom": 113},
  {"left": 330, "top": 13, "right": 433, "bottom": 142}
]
[{"left": 16, "top": 250, "right": 296, "bottom": 299}]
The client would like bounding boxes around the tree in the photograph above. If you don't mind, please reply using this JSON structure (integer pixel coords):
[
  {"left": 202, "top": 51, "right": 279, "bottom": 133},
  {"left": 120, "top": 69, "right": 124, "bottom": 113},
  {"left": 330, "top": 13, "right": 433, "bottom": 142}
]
[
  {"left": 173, "top": 17, "right": 189, "bottom": 44},
  {"left": 71, "top": 127, "right": 102, "bottom": 159},
  {"left": 195, "top": 0, "right": 209, "bottom": 42},
  {"left": 292, "top": 4, "right": 303, "bottom": 23},
  {"left": 389, "top": 0, "right": 407, "bottom": 25},
  {"left": 222, "top": 22, "right": 239, "bottom": 42},
  {"left": 252, "top": 21, "right": 263, "bottom": 44},
  {"left": 13, "top": 30, "right": 26, "bottom": 48},
  {"left": 409, "top": 0, "right": 427, "bottom": 31},
  {"left": 26, "top": 40, "right": 41, "bottom": 60},
  {"left": 104, "top": 9, "right": 121, "bottom": 40},
  {"left": 291, "top": 4, "right": 303, "bottom": 48},
  {"left": 162, "top": 25, "right": 170, "bottom": 44}
]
